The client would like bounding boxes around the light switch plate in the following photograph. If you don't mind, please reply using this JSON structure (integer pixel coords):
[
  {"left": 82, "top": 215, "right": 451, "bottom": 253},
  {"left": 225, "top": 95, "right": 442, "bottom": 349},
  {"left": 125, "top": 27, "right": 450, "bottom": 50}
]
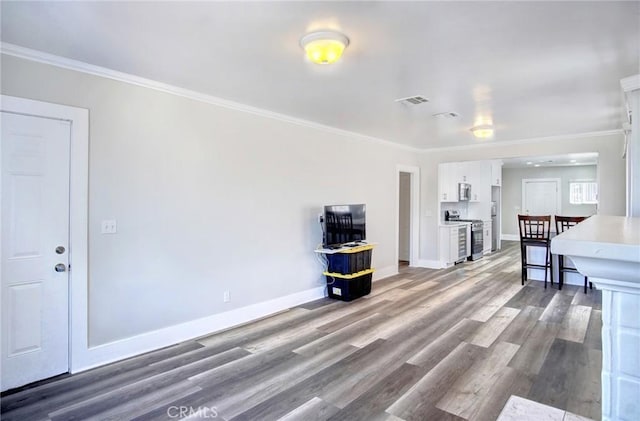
[{"left": 101, "top": 220, "right": 117, "bottom": 234}]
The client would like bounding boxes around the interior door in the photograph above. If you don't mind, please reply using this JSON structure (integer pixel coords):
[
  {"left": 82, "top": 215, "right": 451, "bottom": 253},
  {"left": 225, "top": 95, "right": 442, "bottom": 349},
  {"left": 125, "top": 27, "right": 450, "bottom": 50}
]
[
  {"left": 1, "top": 112, "right": 70, "bottom": 391},
  {"left": 523, "top": 180, "right": 559, "bottom": 216}
]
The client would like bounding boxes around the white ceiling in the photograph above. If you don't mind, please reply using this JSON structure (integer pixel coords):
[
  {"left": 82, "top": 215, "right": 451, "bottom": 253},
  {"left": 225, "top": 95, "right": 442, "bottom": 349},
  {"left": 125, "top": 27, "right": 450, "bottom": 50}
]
[
  {"left": 1, "top": 1, "right": 638, "bottom": 149},
  {"left": 501, "top": 152, "right": 599, "bottom": 168}
]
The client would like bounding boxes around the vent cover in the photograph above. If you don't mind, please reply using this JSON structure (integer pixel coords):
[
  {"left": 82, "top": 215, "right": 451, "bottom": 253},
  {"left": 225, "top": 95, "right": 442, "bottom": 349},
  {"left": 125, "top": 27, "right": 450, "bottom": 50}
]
[
  {"left": 433, "top": 112, "right": 460, "bottom": 119},
  {"left": 395, "top": 95, "right": 429, "bottom": 105}
]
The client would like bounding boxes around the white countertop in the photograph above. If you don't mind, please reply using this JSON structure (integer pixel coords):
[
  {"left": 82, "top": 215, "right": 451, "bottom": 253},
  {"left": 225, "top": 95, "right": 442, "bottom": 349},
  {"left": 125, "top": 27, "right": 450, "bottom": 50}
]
[
  {"left": 439, "top": 221, "right": 471, "bottom": 227},
  {"left": 551, "top": 215, "right": 640, "bottom": 263}
]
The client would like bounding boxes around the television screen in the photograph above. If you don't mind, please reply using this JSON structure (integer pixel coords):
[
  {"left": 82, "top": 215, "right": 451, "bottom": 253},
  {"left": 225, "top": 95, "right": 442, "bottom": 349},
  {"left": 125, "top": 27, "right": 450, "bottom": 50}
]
[{"left": 323, "top": 204, "right": 366, "bottom": 247}]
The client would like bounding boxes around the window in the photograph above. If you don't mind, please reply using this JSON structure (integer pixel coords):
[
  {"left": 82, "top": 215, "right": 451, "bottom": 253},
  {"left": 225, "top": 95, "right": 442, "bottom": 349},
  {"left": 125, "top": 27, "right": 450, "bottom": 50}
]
[{"left": 569, "top": 181, "right": 598, "bottom": 204}]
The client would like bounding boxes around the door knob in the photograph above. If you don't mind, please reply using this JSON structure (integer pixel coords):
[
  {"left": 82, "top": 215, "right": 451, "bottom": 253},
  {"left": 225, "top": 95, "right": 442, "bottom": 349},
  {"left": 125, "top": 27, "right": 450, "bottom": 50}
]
[
  {"left": 55, "top": 246, "right": 66, "bottom": 254},
  {"left": 54, "top": 263, "right": 67, "bottom": 272}
]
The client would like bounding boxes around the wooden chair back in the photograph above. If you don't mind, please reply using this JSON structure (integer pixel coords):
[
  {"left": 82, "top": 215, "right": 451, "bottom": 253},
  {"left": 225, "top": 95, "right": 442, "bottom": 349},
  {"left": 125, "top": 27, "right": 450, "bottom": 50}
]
[
  {"left": 518, "top": 215, "right": 551, "bottom": 241},
  {"left": 555, "top": 215, "right": 587, "bottom": 234}
]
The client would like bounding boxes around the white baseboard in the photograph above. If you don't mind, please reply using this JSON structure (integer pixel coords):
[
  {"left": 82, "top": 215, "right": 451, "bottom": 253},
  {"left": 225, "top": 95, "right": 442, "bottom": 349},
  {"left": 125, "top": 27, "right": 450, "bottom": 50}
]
[
  {"left": 374, "top": 265, "right": 399, "bottom": 281},
  {"left": 501, "top": 234, "right": 519, "bottom": 242},
  {"left": 71, "top": 285, "right": 326, "bottom": 373},
  {"left": 417, "top": 259, "right": 443, "bottom": 269}
]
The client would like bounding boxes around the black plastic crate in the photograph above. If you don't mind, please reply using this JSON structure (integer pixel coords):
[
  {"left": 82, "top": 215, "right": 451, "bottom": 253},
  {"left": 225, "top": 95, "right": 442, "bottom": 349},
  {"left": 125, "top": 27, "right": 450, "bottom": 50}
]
[
  {"left": 326, "top": 272, "right": 372, "bottom": 301},
  {"left": 326, "top": 249, "right": 372, "bottom": 274}
]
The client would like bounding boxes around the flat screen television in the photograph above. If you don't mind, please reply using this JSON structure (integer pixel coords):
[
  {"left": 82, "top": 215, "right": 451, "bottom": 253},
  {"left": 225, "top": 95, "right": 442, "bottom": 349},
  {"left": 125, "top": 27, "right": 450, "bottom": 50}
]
[{"left": 323, "top": 204, "right": 366, "bottom": 248}]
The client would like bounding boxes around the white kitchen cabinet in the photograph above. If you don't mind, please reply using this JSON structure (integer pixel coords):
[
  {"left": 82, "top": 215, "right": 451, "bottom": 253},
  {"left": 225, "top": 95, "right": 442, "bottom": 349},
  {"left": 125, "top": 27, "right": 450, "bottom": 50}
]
[
  {"left": 439, "top": 225, "right": 466, "bottom": 266},
  {"left": 491, "top": 160, "right": 502, "bottom": 186},
  {"left": 438, "top": 163, "right": 458, "bottom": 202},
  {"left": 440, "top": 160, "right": 494, "bottom": 203},
  {"left": 456, "top": 161, "right": 471, "bottom": 183},
  {"left": 483, "top": 220, "right": 492, "bottom": 254},
  {"left": 450, "top": 227, "right": 459, "bottom": 262},
  {"left": 468, "top": 161, "right": 491, "bottom": 203},
  {"left": 439, "top": 226, "right": 452, "bottom": 265}
]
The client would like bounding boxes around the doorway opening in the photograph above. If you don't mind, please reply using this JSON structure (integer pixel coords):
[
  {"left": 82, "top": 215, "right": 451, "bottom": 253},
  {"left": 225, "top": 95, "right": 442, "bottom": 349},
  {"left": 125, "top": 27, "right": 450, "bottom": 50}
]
[
  {"left": 501, "top": 153, "right": 599, "bottom": 286},
  {"left": 399, "top": 172, "right": 411, "bottom": 266},
  {"left": 501, "top": 152, "right": 599, "bottom": 241},
  {"left": 396, "top": 165, "right": 420, "bottom": 269}
]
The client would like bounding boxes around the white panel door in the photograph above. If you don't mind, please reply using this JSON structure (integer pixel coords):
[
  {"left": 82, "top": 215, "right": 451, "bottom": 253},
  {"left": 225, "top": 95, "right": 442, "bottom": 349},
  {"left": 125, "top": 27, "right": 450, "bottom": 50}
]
[
  {"left": 523, "top": 180, "right": 560, "bottom": 216},
  {"left": 1, "top": 112, "right": 70, "bottom": 391}
]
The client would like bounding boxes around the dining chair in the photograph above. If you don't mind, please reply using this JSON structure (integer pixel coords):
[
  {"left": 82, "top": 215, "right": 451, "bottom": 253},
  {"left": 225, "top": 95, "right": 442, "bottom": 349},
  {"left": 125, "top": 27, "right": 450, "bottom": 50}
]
[
  {"left": 555, "top": 215, "right": 592, "bottom": 293},
  {"left": 518, "top": 215, "right": 553, "bottom": 288}
]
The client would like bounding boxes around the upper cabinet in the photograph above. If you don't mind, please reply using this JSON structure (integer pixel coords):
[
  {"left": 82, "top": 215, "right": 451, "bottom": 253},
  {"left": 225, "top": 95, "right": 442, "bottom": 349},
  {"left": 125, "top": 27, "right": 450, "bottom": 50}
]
[
  {"left": 455, "top": 161, "right": 471, "bottom": 184},
  {"left": 467, "top": 161, "right": 491, "bottom": 202},
  {"left": 438, "top": 162, "right": 458, "bottom": 202},
  {"left": 491, "top": 160, "right": 502, "bottom": 186},
  {"left": 439, "top": 160, "right": 499, "bottom": 203}
]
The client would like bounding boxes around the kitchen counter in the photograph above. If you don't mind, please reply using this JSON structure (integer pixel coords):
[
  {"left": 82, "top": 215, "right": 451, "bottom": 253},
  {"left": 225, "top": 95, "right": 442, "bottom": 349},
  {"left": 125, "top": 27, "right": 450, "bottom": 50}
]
[
  {"left": 439, "top": 221, "right": 471, "bottom": 227},
  {"left": 551, "top": 215, "right": 640, "bottom": 282},
  {"left": 551, "top": 215, "right": 640, "bottom": 421}
]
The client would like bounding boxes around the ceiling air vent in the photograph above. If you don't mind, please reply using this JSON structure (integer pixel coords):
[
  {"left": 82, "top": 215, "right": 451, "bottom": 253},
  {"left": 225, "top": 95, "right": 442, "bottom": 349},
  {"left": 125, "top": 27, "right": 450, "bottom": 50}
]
[
  {"left": 395, "top": 95, "right": 429, "bottom": 105},
  {"left": 433, "top": 112, "right": 460, "bottom": 119}
]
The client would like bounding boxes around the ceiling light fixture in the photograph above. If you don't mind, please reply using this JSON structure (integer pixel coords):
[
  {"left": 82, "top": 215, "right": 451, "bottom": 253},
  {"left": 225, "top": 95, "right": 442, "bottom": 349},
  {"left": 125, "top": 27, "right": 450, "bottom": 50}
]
[
  {"left": 300, "top": 30, "right": 350, "bottom": 64},
  {"left": 534, "top": 164, "right": 541, "bottom": 167},
  {"left": 526, "top": 161, "right": 533, "bottom": 165},
  {"left": 470, "top": 124, "right": 494, "bottom": 139}
]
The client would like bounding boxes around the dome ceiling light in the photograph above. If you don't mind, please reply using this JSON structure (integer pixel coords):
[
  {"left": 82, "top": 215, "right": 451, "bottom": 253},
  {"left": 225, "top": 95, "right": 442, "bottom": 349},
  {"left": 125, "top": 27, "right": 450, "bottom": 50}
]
[
  {"left": 300, "top": 30, "right": 350, "bottom": 65},
  {"left": 470, "top": 124, "right": 494, "bottom": 139}
]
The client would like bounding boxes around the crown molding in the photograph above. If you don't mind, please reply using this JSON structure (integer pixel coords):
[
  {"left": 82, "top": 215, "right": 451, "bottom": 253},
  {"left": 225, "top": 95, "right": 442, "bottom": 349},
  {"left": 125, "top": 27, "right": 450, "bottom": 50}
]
[
  {"left": 0, "top": 43, "right": 625, "bottom": 155},
  {"left": 0, "top": 42, "right": 421, "bottom": 153},
  {"left": 420, "top": 129, "right": 624, "bottom": 153},
  {"left": 621, "top": 74, "right": 640, "bottom": 93}
]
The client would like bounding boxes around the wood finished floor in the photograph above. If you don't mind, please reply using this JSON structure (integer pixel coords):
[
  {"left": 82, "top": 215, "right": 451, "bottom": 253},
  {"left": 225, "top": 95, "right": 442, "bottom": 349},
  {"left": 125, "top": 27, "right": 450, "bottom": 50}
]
[{"left": 0, "top": 241, "right": 602, "bottom": 421}]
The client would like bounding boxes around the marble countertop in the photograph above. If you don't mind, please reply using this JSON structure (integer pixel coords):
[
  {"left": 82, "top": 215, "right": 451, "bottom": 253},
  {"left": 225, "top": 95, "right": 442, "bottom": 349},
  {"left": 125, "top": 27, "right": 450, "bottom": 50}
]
[{"left": 551, "top": 215, "right": 640, "bottom": 263}]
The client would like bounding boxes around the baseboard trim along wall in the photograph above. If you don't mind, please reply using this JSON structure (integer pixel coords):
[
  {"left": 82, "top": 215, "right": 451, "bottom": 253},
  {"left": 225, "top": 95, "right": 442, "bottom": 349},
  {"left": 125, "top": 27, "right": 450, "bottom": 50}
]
[
  {"left": 501, "top": 234, "right": 520, "bottom": 242},
  {"left": 72, "top": 285, "right": 327, "bottom": 373},
  {"left": 417, "top": 259, "right": 443, "bottom": 269},
  {"left": 373, "top": 265, "right": 399, "bottom": 281},
  {"left": 73, "top": 265, "right": 400, "bottom": 373}
]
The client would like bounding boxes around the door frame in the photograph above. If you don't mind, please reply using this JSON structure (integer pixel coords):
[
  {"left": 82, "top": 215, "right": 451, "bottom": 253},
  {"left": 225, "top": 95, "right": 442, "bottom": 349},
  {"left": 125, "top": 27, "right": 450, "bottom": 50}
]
[
  {"left": 522, "top": 177, "right": 562, "bottom": 217},
  {"left": 1, "top": 95, "right": 88, "bottom": 375},
  {"left": 396, "top": 165, "right": 420, "bottom": 267}
]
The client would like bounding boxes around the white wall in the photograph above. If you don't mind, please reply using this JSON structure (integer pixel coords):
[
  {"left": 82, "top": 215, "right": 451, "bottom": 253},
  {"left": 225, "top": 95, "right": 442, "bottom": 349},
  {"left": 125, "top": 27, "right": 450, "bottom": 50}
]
[
  {"left": 1, "top": 55, "right": 418, "bottom": 346},
  {"left": 502, "top": 165, "right": 598, "bottom": 237},
  {"left": 419, "top": 135, "right": 626, "bottom": 263}
]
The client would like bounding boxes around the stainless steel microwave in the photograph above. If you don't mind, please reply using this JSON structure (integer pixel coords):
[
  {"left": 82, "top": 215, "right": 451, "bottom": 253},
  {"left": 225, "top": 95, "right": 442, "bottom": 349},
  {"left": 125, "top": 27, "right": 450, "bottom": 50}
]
[{"left": 458, "top": 183, "right": 471, "bottom": 201}]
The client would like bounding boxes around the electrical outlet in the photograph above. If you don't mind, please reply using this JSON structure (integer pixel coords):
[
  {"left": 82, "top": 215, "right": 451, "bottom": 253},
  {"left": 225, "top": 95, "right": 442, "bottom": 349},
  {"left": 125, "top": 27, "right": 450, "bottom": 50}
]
[
  {"left": 223, "top": 291, "right": 230, "bottom": 302},
  {"left": 101, "top": 220, "right": 117, "bottom": 234}
]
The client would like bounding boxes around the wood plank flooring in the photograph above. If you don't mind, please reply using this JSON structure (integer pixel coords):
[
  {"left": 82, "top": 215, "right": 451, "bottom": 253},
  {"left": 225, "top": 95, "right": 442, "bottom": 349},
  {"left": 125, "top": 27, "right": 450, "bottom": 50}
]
[{"left": 0, "top": 241, "right": 602, "bottom": 421}]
